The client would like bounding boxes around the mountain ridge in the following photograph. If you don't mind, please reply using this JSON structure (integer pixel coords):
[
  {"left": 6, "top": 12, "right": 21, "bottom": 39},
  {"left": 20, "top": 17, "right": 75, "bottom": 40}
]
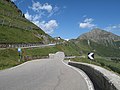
[
  {"left": 67, "top": 28, "right": 120, "bottom": 57},
  {"left": 77, "top": 28, "right": 120, "bottom": 47}
]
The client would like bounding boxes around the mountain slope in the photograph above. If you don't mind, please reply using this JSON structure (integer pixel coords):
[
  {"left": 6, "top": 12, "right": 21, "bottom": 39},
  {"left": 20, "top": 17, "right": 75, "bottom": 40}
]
[
  {"left": 0, "top": 0, "right": 53, "bottom": 44},
  {"left": 78, "top": 28, "right": 120, "bottom": 47},
  {"left": 70, "top": 28, "right": 120, "bottom": 57}
]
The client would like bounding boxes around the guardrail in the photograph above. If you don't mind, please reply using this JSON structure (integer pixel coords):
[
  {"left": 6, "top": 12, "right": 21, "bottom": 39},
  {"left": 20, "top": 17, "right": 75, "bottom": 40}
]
[
  {"left": 23, "top": 55, "right": 48, "bottom": 61},
  {"left": 0, "top": 43, "right": 43, "bottom": 48},
  {"left": 0, "top": 43, "right": 56, "bottom": 48},
  {"left": 68, "top": 61, "right": 120, "bottom": 90}
]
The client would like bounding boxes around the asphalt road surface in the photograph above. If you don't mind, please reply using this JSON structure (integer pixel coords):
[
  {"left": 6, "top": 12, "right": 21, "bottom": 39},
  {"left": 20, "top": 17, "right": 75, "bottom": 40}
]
[{"left": 0, "top": 52, "right": 94, "bottom": 90}]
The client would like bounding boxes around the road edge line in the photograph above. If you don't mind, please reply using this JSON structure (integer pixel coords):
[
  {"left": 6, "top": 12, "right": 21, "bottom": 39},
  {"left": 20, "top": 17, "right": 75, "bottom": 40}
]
[{"left": 62, "top": 60, "right": 94, "bottom": 90}]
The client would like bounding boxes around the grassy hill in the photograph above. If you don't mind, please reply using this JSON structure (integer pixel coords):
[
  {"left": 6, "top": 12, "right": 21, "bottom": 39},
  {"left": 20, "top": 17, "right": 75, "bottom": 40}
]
[
  {"left": 0, "top": 0, "right": 56, "bottom": 69},
  {"left": 71, "top": 39, "right": 120, "bottom": 57},
  {"left": 71, "top": 29, "right": 120, "bottom": 57},
  {"left": 0, "top": 46, "right": 58, "bottom": 70},
  {"left": 65, "top": 29, "right": 120, "bottom": 74},
  {"left": 0, "top": 0, "right": 53, "bottom": 44}
]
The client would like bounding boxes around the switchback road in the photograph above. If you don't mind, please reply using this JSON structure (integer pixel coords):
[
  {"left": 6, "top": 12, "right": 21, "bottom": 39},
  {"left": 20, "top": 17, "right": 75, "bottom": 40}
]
[{"left": 0, "top": 52, "right": 94, "bottom": 90}]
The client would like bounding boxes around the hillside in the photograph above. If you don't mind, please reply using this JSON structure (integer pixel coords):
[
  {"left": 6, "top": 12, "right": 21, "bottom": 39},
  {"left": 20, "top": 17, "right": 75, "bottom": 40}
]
[
  {"left": 78, "top": 28, "right": 120, "bottom": 48},
  {"left": 71, "top": 28, "right": 120, "bottom": 57},
  {"left": 66, "top": 29, "right": 120, "bottom": 74},
  {"left": 0, "top": 0, "right": 53, "bottom": 44}
]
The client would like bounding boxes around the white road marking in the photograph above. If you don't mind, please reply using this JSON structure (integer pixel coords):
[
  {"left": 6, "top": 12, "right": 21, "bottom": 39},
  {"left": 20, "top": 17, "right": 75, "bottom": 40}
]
[{"left": 62, "top": 60, "right": 94, "bottom": 90}]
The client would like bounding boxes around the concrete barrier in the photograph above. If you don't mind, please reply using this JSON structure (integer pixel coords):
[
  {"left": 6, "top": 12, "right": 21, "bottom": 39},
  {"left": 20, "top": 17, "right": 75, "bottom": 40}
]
[
  {"left": 68, "top": 61, "right": 120, "bottom": 90},
  {"left": 49, "top": 53, "right": 55, "bottom": 59}
]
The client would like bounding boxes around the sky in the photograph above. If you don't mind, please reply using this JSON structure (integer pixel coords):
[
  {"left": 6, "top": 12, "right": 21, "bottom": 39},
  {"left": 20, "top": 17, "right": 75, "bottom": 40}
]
[{"left": 11, "top": 0, "right": 120, "bottom": 40}]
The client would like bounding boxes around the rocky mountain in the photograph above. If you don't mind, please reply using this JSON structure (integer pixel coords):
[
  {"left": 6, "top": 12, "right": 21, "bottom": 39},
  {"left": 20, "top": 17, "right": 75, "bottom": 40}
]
[{"left": 77, "top": 28, "right": 120, "bottom": 47}]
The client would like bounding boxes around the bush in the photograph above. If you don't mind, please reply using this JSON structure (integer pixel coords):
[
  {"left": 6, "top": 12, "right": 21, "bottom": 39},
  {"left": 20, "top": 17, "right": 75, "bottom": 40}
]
[{"left": 107, "top": 65, "right": 120, "bottom": 74}]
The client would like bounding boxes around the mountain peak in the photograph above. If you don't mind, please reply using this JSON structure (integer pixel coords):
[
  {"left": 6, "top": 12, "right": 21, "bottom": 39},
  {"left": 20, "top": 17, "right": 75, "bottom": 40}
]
[
  {"left": 90, "top": 28, "right": 109, "bottom": 34},
  {"left": 78, "top": 28, "right": 120, "bottom": 46}
]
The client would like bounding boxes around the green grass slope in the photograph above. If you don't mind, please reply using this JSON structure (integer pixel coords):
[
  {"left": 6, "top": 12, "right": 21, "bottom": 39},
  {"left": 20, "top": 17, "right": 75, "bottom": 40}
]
[
  {"left": 66, "top": 39, "right": 120, "bottom": 74},
  {"left": 70, "top": 39, "right": 120, "bottom": 58},
  {"left": 0, "top": 26, "right": 42, "bottom": 43},
  {"left": 0, "top": 48, "right": 20, "bottom": 70},
  {"left": 1, "top": 41, "right": 120, "bottom": 75},
  {"left": 0, "top": 46, "right": 59, "bottom": 70},
  {"left": 0, "top": 0, "right": 52, "bottom": 44}
]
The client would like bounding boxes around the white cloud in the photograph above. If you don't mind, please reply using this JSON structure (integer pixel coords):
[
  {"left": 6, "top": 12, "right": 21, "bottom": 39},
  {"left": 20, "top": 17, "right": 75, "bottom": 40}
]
[
  {"left": 25, "top": 1, "right": 60, "bottom": 34},
  {"left": 104, "top": 24, "right": 120, "bottom": 31},
  {"left": 84, "top": 18, "right": 94, "bottom": 23},
  {"left": 48, "top": 6, "right": 59, "bottom": 17},
  {"left": 38, "top": 20, "right": 58, "bottom": 34},
  {"left": 29, "top": 1, "right": 60, "bottom": 18},
  {"left": 42, "top": 3, "right": 53, "bottom": 13},
  {"left": 25, "top": 11, "right": 42, "bottom": 21},
  {"left": 25, "top": 12, "right": 32, "bottom": 21},
  {"left": 31, "top": 1, "right": 52, "bottom": 13},
  {"left": 80, "top": 23, "right": 95, "bottom": 29},
  {"left": 11, "top": 0, "right": 17, "bottom": 2},
  {"left": 32, "top": 14, "right": 41, "bottom": 21},
  {"left": 79, "top": 18, "right": 96, "bottom": 29},
  {"left": 65, "top": 39, "right": 69, "bottom": 41},
  {"left": 25, "top": 11, "right": 58, "bottom": 34}
]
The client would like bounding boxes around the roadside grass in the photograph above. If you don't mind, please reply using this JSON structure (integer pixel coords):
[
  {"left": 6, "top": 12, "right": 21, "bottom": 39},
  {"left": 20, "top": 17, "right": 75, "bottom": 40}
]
[
  {"left": 0, "top": 46, "right": 59, "bottom": 70},
  {"left": 23, "top": 46, "right": 59, "bottom": 58},
  {"left": 70, "top": 57, "right": 120, "bottom": 74},
  {"left": 0, "top": 48, "right": 21, "bottom": 70},
  {"left": 56, "top": 43, "right": 80, "bottom": 56},
  {"left": 1, "top": 43, "right": 120, "bottom": 75},
  {"left": 0, "top": 43, "right": 80, "bottom": 70}
]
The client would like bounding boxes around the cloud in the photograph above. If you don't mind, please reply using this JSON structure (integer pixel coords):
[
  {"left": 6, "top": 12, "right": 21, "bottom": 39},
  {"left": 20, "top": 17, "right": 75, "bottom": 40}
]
[
  {"left": 25, "top": 12, "right": 32, "bottom": 21},
  {"left": 65, "top": 39, "right": 69, "bottom": 41},
  {"left": 104, "top": 24, "right": 120, "bottom": 31},
  {"left": 29, "top": 1, "right": 60, "bottom": 18},
  {"left": 79, "top": 18, "right": 96, "bottom": 29},
  {"left": 25, "top": 1, "right": 60, "bottom": 34},
  {"left": 79, "top": 23, "right": 95, "bottom": 29},
  {"left": 25, "top": 11, "right": 42, "bottom": 21},
  {"left": 48, "top": 6, "right": 59, "bottom": 17},
  {"left": 11, "top": 0, "right": 17, "bottom": 2},
  {"left": 25, "top": 11, "right": 58, "bottom": 34},
  {"left": 38, "top": 20, "right": 58, "bottom": 34},
  {"left": 84, "top": 18, "right": 94, "bottom": 23},
  {"left": 31, "top": 1, "right": 52, "bottom": 13}
]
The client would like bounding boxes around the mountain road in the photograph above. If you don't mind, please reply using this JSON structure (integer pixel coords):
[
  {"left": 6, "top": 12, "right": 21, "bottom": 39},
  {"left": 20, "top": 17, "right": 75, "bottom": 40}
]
[{"left": 0, "top": 52, "right": 94, "bottom": 90}]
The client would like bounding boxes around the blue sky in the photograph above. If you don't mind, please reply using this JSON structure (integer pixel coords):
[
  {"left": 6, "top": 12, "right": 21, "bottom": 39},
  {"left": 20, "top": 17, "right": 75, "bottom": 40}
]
[{"left": 12, "top": 0, "right": 120, "bottom": 39}]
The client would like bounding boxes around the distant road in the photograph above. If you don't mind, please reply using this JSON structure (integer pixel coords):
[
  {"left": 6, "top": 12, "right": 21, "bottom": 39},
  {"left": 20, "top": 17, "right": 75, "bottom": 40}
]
[
  {"left": 0, "top": 43, "right": 56, "bottom": 49},
  {"left": 0, "top": 52, "right": 94, "bottom": 90},
  {"left": 20, "top": 44, "right": 56, "bottom": 49}
]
